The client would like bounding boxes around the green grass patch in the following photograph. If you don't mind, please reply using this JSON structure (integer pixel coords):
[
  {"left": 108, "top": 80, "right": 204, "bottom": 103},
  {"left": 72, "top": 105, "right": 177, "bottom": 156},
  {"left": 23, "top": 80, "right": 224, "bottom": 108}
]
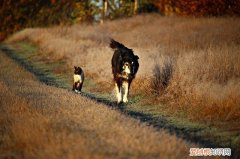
[{"left": 1, "top": 42, "right": 71, "bottom": 89}]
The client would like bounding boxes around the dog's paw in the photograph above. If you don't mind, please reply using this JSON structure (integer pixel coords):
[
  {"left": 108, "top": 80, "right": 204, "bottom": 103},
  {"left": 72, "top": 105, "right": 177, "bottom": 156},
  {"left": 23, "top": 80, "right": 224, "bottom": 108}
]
[{"left": 74, "top": 90, "right": 81, "bottom": 94}]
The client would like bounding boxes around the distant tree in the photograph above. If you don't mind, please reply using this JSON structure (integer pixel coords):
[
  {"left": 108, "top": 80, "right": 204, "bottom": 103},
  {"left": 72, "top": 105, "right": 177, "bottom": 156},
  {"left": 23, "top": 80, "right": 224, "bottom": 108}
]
[
  {"left": 99, "top": 0, "right": 157, "bottom": 23},
  {"left": 226, "top": 0, "right": 240, "bottom": 15},
  {"left": 51, "top": 0, "right": 56, "bottom": 4},
  {"left": 153, "top": 0, "right": 240, "bottom": 16},
  {"left": 0, "top": 0, "right": 45, "bottom": 40},
  {"left": 177, "top": 0, "right": 226, "bottom": 16}
]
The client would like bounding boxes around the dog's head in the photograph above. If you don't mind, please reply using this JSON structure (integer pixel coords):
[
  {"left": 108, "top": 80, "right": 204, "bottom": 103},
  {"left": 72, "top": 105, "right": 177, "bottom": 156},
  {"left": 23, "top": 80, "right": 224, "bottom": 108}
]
[
  {"left": 74, "top": 66, "right": 82, "bottom": 75},
  {"left": 110, "top": 39, "right": 139, "bottom": 79},
  {"left": 121, "top": 55, "right": 139, "bottom": 78}
]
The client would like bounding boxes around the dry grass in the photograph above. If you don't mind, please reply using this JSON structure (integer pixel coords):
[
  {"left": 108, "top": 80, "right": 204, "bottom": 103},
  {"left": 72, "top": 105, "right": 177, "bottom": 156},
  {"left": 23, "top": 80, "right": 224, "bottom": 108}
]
[
  {"left": 6, "top": 14, "right": 240, "bottom": 124},
  {"left": 0, "top": 51, "right": 199, "bottom": 158}
]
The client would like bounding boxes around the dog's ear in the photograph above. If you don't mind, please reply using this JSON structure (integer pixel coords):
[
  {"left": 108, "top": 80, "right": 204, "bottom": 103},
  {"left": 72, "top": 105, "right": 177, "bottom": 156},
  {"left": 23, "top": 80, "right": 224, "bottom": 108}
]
[
  {"left": 135, "top": 55, "right": 139, "bottom": 60},
  {"left": 74, "top": 66, "right": 77, "bottom": 70}
]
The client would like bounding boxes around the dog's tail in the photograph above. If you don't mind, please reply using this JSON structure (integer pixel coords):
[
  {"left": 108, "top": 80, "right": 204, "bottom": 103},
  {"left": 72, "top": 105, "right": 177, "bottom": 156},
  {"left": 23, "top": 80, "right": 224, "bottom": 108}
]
[{"left": 110, "top": 39, "right": 125, "bottom": 50}]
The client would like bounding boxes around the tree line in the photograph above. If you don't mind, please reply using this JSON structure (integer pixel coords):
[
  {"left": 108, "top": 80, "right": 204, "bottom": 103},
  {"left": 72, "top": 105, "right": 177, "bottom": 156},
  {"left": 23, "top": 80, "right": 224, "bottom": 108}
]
[
  {"left": 154, "top": 0, "right": 240, "bottom": 16},
  {"left": 0, "top": 0, "right": 239, "bottom": 41}
]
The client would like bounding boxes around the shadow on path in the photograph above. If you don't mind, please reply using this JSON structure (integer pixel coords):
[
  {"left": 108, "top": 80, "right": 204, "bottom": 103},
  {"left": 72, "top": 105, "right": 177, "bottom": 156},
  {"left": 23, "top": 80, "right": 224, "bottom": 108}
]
[{"left": 0, "top": 45, "right": 67, "bottom": 88}]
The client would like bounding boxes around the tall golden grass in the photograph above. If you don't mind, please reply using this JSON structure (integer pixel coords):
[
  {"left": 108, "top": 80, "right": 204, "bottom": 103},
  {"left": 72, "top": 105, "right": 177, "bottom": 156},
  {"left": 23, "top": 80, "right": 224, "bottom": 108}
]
[
  {"left": 6, "top": 14, "right": 240, "bottom": 123},
  {"left": 0, "top": 51, "right": 196, "bottom": 158}
]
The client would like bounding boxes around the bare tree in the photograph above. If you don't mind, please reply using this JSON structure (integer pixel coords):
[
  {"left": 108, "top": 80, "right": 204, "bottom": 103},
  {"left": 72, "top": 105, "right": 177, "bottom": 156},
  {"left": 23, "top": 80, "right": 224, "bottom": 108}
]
[{"left": 101, "top": 0, "right": 108, "bottom": 24}]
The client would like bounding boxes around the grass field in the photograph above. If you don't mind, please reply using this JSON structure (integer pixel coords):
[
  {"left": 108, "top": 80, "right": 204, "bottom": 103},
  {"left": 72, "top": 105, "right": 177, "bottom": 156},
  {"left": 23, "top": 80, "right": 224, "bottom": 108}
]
[
  {"left": 6, "top": 14, "right": 240, "bottom": 122},
  {"left": 0, "top": 51, "right": 198, "bottom": 158},
  {"left": 2, "top": 13, "right": 240, "bottom": 157}
]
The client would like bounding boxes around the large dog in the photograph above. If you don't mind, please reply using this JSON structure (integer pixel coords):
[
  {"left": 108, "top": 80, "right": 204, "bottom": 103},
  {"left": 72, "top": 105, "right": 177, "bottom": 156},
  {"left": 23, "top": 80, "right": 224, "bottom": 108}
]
[{"left": 110, "top": 39, "right": 139, "bottom": 104}]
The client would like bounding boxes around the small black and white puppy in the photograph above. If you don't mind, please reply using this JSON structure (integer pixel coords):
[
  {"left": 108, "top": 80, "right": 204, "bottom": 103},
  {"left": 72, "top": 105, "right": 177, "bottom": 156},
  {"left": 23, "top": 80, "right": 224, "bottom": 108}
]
[{"left": 72, "top": 66, "right": 84, "bottom": 93}]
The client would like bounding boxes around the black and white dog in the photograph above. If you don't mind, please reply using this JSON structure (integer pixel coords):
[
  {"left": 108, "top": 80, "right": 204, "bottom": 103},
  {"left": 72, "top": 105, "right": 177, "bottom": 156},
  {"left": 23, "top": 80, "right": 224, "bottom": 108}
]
[
  {"left": 110, "top": 39, "right": 139, "bottom": 104},
  {"left": 72, "top": 66, "right": 84, "bottom": 93}
]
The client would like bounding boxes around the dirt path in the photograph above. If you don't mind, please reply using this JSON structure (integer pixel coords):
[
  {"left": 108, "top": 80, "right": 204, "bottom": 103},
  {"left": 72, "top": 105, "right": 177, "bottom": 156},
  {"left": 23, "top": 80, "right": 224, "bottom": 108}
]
[{"left": 0, "top": 50, "right": 202, "bottom": 158}]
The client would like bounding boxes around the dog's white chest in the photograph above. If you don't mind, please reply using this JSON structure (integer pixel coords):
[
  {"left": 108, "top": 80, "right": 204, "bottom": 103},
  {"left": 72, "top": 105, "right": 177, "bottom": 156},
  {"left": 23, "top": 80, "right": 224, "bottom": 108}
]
[
  {"left": 122, "top": 63, "right": 131, "bottom": 74},
  {"left": 123, "top": 67, "right": 131, "bottom": 74},
  {"left": 74, "top": 74, "right": 82, "bottom": 83}
]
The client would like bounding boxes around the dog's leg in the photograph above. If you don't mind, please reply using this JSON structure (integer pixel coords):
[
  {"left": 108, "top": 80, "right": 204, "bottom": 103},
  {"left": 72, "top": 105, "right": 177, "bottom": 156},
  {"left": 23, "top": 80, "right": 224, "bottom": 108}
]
[
  {"left": 79, "top": 83, "right": 83, "bottom": 92},
  {"left": 122, "top": 81, "right": 129, "bottom": 103},
  {"left": 72, "top": 83, "right": 75, "bottom": 91},
  {"left": 75, "top": 82, "right": 80, "bottom": 93},
  {"left": 115, "top": 82, "right": 122, "bottom": 104},
  {"left": 128, "top": 79, "right": 132, "bottom": 95}
]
